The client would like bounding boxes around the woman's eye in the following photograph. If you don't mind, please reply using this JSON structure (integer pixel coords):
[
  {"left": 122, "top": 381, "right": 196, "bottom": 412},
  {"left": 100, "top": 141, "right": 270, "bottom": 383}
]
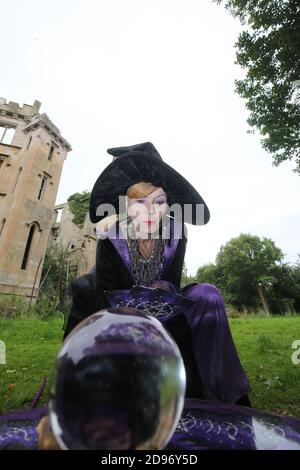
[{"left": 134, "top": 197, "right": 166, "bottom": 205}]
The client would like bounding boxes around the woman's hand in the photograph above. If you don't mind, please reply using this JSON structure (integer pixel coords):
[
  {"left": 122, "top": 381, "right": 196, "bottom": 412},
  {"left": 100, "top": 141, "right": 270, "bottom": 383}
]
[
  {"left": 149, "top": 280, "right": 176, "bottom": 292},
  {"left": 37, "top": 416, "right": 60, "bottom": 450}
]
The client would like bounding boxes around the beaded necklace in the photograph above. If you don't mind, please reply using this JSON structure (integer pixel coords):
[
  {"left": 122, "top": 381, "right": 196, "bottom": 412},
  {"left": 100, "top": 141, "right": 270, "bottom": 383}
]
[{"left": 127, "top": 223, "right": 165, "bottom": 287}]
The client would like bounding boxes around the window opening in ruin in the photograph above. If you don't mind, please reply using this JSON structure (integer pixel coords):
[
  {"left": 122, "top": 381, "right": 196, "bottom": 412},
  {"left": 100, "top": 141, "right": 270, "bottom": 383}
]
[
  {"left": 56, "top": 208, "right": 62, "bottom": 223},
  {"left": 21, "top": 224, "right": 35, "bottom": 270},
  {"left": 0, "top": 126, "right": 15, "bottom": 145},
  {"left": 0, "top": 218, "right": 6, "bottom": 239},
  {"left": 48, "top": 143, "right": 55, "bottom": 161},
  {"left": 38, "top": 176, "right": 47, "bottom": 200},
  {"left": 12, "top": 167, "right": 22, "bottom": 193},
  {"left": 27, "top": 136, "right": 32, "bottom": 149}
]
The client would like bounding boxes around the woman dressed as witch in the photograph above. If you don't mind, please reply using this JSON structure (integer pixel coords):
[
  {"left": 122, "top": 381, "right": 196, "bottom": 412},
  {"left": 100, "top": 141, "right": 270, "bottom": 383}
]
[
  {"left": 64, "top": 141, "right": 251, "bottom": 407},
  {"left": 3, "top": 142, "right": 300, "bottom": 451}
]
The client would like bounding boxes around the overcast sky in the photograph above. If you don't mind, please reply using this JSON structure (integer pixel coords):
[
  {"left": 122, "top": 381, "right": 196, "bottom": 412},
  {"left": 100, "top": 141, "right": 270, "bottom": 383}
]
[{"left": 1, "top": 0, "right": 299, "bottom": 275}]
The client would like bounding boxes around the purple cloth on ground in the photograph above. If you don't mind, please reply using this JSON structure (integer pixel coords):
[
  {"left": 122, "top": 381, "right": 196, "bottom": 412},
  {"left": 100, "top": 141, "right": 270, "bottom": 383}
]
[{"left": 1, "top": 401, "right": 300, "bottom": 450}]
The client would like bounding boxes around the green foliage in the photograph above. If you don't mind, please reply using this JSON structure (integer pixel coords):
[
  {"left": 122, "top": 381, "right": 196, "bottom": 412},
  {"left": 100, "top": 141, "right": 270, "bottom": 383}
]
[
  {"left": 41, "top": 244, "right": 78, "bottom": 301},
  {"left": 67, "top": 191, "right": 91, "bottom": 227},
  {"left": 216, "top": 233, "right": 284, "bottom": 310},
  {"left": 0, "top": 294, "right": 27, "bottom": 317},
  {"left": 269, "top": 258, "right": 300, "bottom": 313},
  {"left": 0, "top": 293, "right": 61, "bottom": 321},
  {"left": 30, "top": 295, "right": 62, "bottom": 320},
  {"left": 181, "top": 262, "right": 196, "bottom": 287},
  {"left": 194, "top": 234, "right": 300, "bottom": 314},
  {"left": 39, "top": 244, "right": 78, "bottom": 324},
  {"left": 214, "top": 0, "right": 300, "bottom": 172},
  {"left": 195, "top": 263, "right": 220, "bottom": 285}
]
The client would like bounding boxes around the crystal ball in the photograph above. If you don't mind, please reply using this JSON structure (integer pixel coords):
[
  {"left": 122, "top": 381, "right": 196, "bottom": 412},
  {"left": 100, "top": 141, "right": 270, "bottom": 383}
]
[{"left": 49, "top": 307, "right": 186, "bottom": 450}]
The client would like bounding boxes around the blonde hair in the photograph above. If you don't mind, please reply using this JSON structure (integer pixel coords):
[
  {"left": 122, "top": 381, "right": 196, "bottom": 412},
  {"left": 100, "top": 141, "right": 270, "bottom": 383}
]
[{"left": 126, "top": 181, "right": 159, "bottom": 199}]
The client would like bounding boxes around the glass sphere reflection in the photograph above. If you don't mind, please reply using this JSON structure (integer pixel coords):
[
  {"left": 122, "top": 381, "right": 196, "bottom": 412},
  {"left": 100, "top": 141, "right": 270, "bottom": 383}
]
[{"left": 49, "top": 307, "right": 186, "bottom": 450}]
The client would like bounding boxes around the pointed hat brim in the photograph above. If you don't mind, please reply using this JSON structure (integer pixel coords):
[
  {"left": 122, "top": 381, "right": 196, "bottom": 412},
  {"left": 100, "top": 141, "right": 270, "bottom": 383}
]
[{"left": 90, "top": 145, "right": 210, "bottom": 226}]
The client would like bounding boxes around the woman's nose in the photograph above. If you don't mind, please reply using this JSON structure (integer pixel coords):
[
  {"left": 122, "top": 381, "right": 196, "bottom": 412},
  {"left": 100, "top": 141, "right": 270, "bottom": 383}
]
[{"left": 148, "top": 204, "right": 154, "bottom": 214}]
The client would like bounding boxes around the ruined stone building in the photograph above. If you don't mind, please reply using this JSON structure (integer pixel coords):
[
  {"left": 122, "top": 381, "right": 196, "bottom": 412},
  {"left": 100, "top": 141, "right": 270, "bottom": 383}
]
[
  {"left": 48, "top": 202, "right": 118, "bottom": 278},
  {"left": 0, "top": 98, "right": 71, "bottom": 300},
  {"left": 48, "top": 202, "right": 98, "bottom": 277}
]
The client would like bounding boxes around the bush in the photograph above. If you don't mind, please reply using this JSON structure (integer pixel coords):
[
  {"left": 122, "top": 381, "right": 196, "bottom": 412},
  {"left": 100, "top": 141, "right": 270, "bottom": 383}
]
[
  {"left": 225, "top": 305, "right": 241, "bottom": 318},
  {"left": 30, "top": 294, "right": 63, "bottom": 320},
  {"left": 0, "top": 293, "right": 63, "bottom": 320},
  {"left": 0, "top": 294, "right": 27, "bottom": 318},
  {"left": 281, "top": 298, "right": 296, "bottom": 316}
]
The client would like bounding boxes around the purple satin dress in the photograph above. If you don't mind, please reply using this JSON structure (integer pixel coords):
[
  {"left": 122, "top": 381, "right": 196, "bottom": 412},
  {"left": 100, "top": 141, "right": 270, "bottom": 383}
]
[{"left": 107, "top": 218, "right": 250, "bottom": 405}]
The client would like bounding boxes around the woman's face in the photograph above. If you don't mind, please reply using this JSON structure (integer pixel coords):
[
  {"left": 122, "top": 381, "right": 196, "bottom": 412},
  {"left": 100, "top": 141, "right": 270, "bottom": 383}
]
[{"left": 127, "top": 186, "right": 167, "bottom": 238}]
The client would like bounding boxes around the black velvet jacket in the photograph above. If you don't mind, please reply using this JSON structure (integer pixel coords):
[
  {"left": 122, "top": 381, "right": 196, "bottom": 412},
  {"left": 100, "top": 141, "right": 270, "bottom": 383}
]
[{"left": 64, "top": 217, "right": 186, "bottom": 334}]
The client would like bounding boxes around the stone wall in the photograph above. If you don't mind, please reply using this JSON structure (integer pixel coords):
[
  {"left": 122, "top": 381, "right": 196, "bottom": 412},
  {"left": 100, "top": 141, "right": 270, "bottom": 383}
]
[{"left": 0, "top": 98, "right": 71, "bottom": 300}]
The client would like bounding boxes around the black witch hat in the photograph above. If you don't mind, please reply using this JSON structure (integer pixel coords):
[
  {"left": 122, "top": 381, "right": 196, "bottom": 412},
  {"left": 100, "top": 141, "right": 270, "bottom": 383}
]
[{"left": 89, "top": 142, "right": 210, "bottom": 225}]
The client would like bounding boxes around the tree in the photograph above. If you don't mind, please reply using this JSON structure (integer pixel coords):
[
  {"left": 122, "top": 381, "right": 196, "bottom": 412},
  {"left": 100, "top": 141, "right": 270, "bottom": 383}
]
[
  {"left": 67, "top": 191, "right": 91, "bottom": 227},
  {"left": 214, "top": 0, "right": 300, "bottom": 172},
  {"left": 181, "top": 262, "right": 195, "bottom": 287},
  {"left": 270, "top": 254, "right": 300, "bottom": 313},
  {"left": 195, "top": 263, "right": 220, "bottom": 286},
  {"left": 216, "top": 233, "right": 284, "bottom": 313}
]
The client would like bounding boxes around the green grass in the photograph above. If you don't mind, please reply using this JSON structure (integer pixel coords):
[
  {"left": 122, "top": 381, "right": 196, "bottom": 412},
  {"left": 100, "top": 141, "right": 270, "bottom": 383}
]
[
  {"left": 0, "top": 317, "right": 63, "bottom": 413},
  {"left": 0, "top": 316, "right": 299, "bottom": 417},
  {"left": 230, "top": 316, "right": 300, "bottom": 418}
]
